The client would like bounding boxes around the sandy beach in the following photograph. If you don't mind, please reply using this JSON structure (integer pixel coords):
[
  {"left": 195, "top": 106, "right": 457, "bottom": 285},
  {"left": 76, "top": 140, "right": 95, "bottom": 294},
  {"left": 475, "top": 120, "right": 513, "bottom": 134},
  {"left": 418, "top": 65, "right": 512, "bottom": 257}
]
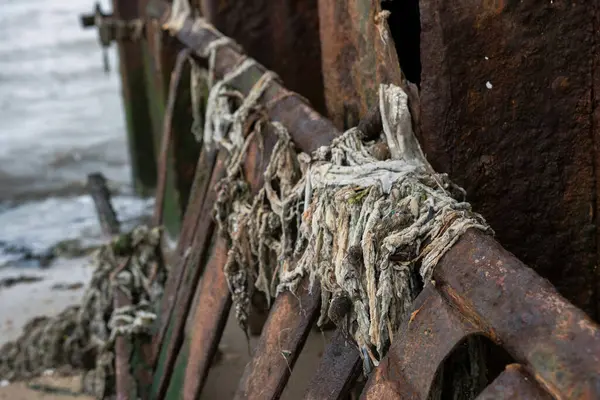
[{"left": 0, "top": 257, "right": 334, "bottom": 399}]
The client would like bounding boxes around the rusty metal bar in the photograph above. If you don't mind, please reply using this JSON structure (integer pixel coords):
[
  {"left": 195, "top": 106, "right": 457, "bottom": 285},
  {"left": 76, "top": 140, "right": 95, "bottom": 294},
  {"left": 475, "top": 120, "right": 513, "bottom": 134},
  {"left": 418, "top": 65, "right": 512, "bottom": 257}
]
[
  {"left": 145, "top": 2, "right": 339, "bottom": 394},
  {"left": 234, "top": 278, "right": 321, "bottom": 400},
  {"left": 146, "top": 1, "right": 337, "bottom": 152},
  {"left": 303, "top": 329, "right": 362, "bottom": 400},
  {"left": 146, "top": 3, "right": 409, "bottom": 398},
  {"left": 433, "top": 230, "right": 600, "bottom": 399},
  {"left": 178, "top": 116, "right": 280, "bottom": 400},
  {"left": 361, "top": 286, "right": 484, "bottom": 399},
  {"left": 476, "top": 364, "right": 552, "bottom": 400},
  {"left": 146, "top": 3, "right": 600, "bottom": 400},
  {"left": 150, "top": 152, "right": 225, "bottom": 399},
  {"left": 364, "top": 231, "right": 600, "bottom": 399},
  {"left": 152, "top": 105, "right": 277, "bottom": 399},
  {"left": 179, "top": 238, "right": 231, "bottom": 400},
  {"left": 151, "top": 148, "right": 218, "bottom": 355},
  {"left": 152, "top": 148, "right": 218, "bottom": 353},
  {"left": 153, "top": 48, "right": 191, "bottom": 226},
  {"left": 175, "top": 148, "right": 218, "bottom": 255}
]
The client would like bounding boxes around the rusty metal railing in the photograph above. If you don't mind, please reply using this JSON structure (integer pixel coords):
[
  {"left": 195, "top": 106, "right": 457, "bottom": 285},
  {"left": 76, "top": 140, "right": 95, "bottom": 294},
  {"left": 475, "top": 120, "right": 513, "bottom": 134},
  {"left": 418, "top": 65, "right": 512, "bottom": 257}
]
[{"left": 141, "top": 2, "right": 600, "bottom": 399}]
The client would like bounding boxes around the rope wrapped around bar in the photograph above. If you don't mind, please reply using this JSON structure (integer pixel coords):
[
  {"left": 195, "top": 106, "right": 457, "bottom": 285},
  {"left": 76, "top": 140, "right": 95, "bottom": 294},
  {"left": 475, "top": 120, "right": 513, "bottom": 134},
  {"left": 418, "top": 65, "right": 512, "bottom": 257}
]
[
  {"left": 201, "top": 40, "right": 493, "bottom": 373},
  {"left": 0, "top": 226, "right": 167, "bottom": 399}
]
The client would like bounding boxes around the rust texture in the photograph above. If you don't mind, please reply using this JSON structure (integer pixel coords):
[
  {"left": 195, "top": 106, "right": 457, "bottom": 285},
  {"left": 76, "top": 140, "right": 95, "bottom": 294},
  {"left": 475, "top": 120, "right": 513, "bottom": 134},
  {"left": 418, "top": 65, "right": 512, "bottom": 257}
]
[
  {"left": 175, "top": 149, "right": 218, "bottom": 255},
  {"left": 153, "top": 148, "right": 217, "bottom": 353},
  {"left": 476, "top": 364, "right": 552, "bottom": 400},
  {"left": 154, "top": 90, "right": 284, "bottom": 398},
  {"left": 434, "top": 230, "right": 600, "bottom": 399},
  {"left": 153, "top": 48, "right": 191, "bottom": 226},
  {"left": 181, "top": 239, "right": 231, "bottom": 400},
  {"left": 153, "top": 108, "right": 278, "bottom": 397},
  {"left": 143, "top": 5, "right": 338, "bottom": 397},
  {"left": 147, "top": 3, "right": 600, "bottom": 399},
  {"left": 595, "top": 3, "right": 600, "bottom": 325},
  {"left": 361, "top": 286, "right": 484, "bottom": 399},
  {"left": 419, "top": 0, "right": 600, "bottom": 318},
  {"left": 201, "top": 0, "right": 325, "bottom": 114},
  {"left": 303, "top": 329, "right": 362, "bottom": 400},
  {"left": 150, "top": 152, "right": 225, "bottom": 398},
  {"left": 365, "top": 230, "right": 600, "bottom": 399},
  {"left": 146, "top": 0, "right": 338, "bottom": 149},
  {"left": 234, "top": 278, "right": 321, "bottom": 400},
  {"left": 145, "top": 3, "right": 336, "bottom": 394},
  {"left": 317, "top": 0, "right": 404, "bottom": 129}
]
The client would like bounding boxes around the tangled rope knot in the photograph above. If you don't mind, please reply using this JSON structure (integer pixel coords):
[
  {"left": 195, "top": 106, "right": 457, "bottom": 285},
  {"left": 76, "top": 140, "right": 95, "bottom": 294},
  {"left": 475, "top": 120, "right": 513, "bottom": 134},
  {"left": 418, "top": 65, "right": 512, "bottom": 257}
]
[
  {"left": 206, "top": 61, "right": 493, "bottom": 373},
  {"left": 0, "top": 225, "right": 167, "bottom": 399}
]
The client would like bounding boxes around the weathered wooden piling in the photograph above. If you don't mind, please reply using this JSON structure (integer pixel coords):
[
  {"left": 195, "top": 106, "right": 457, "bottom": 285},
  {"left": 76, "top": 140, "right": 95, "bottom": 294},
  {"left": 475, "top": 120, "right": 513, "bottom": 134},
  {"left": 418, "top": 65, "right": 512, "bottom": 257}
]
[
  {"left": 86, "top": 173, "right": 134, "bottom": 400},
  {"left": 111, "top": 0, "right": 158, "bottom": 196}
]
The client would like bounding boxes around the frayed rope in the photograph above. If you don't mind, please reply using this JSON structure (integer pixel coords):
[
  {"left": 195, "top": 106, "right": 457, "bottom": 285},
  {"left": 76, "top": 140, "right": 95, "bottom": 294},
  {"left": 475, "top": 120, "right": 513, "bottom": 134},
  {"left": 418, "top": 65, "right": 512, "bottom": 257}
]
[{"left": 201, "top": 52, "right": 493, "bottom": 374}]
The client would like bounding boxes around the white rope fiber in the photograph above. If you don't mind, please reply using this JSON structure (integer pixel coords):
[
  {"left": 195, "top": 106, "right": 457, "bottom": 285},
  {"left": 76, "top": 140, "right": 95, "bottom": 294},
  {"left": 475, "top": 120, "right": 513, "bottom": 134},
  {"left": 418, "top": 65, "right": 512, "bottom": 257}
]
[
  {"left": 163, "top": 0, "right": 191, "bottom": 34},
  {"left": 168, "top": 6, "right": 493, "bottom": 376},
  {"left": 202, "top": 55, "right": 493, "bottom": 373}
]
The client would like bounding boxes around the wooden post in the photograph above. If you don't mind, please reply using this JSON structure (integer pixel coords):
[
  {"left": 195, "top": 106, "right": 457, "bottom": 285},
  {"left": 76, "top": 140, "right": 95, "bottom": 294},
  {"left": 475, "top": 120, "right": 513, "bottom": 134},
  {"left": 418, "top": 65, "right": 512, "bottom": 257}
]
[
  {"left": 111, "top": 0, "right": 158, "bottom": 196},
  {"left": 86, "top": 173, "right": 135, "bottom": 400}
]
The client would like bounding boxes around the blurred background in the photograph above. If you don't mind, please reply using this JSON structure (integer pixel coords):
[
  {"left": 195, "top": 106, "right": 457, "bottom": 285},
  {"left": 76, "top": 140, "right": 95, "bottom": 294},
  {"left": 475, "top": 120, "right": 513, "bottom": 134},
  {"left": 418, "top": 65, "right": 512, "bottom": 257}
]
[{"left": 0, "top": 0, "right": 153, "bottom": 345}]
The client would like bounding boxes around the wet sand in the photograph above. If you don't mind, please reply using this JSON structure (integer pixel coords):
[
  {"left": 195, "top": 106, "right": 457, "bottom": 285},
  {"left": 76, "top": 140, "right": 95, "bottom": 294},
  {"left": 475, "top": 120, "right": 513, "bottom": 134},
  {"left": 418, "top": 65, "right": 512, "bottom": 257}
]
[
  {"left": 0, "top": 255, "right": 335, "bottom": 399},
  {"left": 0, "top": 375, "right": 93, "bottom": 400},
  {"left": 0, "top": 259, "right": 92, "bottom": 345},
  {"left": 0, "top": 258, "right": 92, "bottom": 399}
]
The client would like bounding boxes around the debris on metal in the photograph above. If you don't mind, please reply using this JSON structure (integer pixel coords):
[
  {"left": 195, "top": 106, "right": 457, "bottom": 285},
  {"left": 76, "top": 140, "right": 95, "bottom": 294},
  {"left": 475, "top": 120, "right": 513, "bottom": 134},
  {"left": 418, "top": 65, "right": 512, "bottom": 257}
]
[
  {"left": 39, "top": 0, "right": 600, "bottom": 398},
  {"left": 141, "top": 1, "right": 600, "bottom": 399}
]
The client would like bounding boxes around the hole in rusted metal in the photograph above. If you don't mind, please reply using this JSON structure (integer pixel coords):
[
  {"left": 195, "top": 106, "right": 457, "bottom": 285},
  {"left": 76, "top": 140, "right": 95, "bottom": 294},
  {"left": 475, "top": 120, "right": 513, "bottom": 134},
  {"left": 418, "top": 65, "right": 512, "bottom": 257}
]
[
  {"left": 431, "top": 335, "right": 515, "bottom": 399},
  {"left": 381, "top": 0, "right": 421, "bottom": 86}
]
